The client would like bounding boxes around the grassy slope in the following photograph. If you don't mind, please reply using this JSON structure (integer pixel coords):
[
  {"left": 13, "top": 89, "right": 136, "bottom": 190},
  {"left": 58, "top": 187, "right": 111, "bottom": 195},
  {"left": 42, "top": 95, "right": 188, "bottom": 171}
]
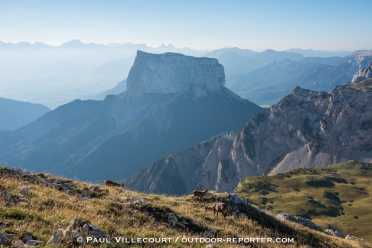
[
  {"left": 1, "top": 167, "right": 369, "bottom": 247},
  {"left": 235, "top": 161, "right": 372, "bottom": 243},
  {"left": 349, "top": 79, "right": 372, "bottom": 91}
]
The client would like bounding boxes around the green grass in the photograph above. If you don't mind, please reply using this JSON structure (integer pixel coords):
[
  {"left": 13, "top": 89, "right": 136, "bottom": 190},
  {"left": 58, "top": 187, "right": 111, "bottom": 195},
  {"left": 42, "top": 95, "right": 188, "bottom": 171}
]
[{"left": 236, "top": 161, "right": 372, "bottom": 242}]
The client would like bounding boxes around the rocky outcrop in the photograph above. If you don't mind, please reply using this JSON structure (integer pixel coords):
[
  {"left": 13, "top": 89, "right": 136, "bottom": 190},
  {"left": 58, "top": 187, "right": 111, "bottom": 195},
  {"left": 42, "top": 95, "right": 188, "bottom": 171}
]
[
  {"left": 351, "top": 60, "right": 372, "bottom": 84},
  {"left": 126, "top": 51, "right": 225, "bottom": 95},
  {"left": 276, "top": 213, "right": 321, "bottom": 231}
]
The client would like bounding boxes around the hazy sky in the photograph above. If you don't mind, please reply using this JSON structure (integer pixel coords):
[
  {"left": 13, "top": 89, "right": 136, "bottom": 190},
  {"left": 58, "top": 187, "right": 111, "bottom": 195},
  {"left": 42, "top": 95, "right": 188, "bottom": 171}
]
[{"left": 1, "top": 0, "right": 371, "bottom": 51}]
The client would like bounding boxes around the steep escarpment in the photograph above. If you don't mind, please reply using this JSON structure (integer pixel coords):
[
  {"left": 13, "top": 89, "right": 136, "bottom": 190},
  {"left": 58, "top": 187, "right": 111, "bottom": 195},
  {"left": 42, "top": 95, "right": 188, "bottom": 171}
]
[
  {"left": 129, "top": 85, "right": 372, "bottom": 194},
  {"left": 0, "top": 51, "right": 263, "bottom": 182},
  {"left": 126, "top": 51, "right": 225, "bottom": 94}
]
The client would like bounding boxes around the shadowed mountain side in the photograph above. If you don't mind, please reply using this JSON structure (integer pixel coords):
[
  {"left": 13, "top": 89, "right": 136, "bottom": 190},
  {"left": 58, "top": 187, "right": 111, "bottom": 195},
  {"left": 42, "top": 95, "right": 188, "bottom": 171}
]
[{"left": 50, "top": 87, "right": 263, "bottom": 181}]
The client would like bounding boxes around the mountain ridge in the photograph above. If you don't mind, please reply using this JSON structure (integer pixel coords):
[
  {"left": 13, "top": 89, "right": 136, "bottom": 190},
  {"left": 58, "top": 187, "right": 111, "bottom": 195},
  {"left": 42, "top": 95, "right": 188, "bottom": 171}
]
[{"left": 127, "top": 84, "right": 372, "bottom": 195}]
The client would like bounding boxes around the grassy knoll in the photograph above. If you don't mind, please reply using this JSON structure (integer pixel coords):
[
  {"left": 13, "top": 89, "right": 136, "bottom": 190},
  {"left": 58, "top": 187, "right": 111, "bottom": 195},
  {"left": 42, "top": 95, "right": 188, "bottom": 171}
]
[
  {"left": 1, "top": 166, "right": 369, "bottom": 247},
  {"left": 236, "top": 161, "right": 372, "bottom": 243}
]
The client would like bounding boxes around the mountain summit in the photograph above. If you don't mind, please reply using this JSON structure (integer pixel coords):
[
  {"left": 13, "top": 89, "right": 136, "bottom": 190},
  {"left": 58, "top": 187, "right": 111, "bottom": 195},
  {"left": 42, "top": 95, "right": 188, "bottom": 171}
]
[{"left": 126, "top": 51, "right": 225, "bottom": 95}]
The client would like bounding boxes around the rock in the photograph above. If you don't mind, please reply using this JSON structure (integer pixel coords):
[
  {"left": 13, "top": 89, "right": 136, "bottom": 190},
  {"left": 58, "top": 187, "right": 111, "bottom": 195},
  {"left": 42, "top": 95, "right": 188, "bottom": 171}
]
[
  {"left": 126, "top": 51, "right": 225, "bottom": 95},
  {"left": 73, "top": 231, "right": 87, "bottom": 245},
  {"left": 176, "top": 222, "right": 186, "bottom": 228},
  {"left": 70, "top": 218, "right": 81, "bottom": 227},
  {"left": 22, "top": 236, "right": 33, "bottom": 242},
  {"left": 81, "top": 190, "right": 90, "bottom": 199},
  {"left": 62, "top": 183, "right": 73, "bottom": 190},
  {"left": 351, "top": 60, "right": 372, "bottom": 84},
  {"left": 206, "top": 245, "right": 214, "bottom": 248},
  {"left": 46, "top": 234, "right": 62, "bottom": 245},
  {"left": 26, "top": 239, "right": 44, "bottom": 246},
  {"left": 0, "top": 232, "right": 11, "bottom": 245},
  {"left": 168, "top": 213, "right": 178, "bottom": 226},
  {"left": 19, "top": 197, "right": 30, "bottom": 202},
  {"left": 63, "top": 225, "right": 73, "bottom": 239},
  {"left": 40, "top": 204, "right": 47, "bottom": 210},
  {"left": 276, "top": 213, "right": 321, "bottom": 231},
  {"left": 325, "top": 229, "right": 343, "bottom": 238},
  {"left": 19, "top": 186, "right": 32, "bottom": 196},
  {"left": 228, "top": 193, "right": 247, "bottom": 205},
  {"left": 82, "top": 224, "right": 89, "bottom": 234},
  {"left": 203, "top": 230, "right": 214, "bottom": 238},
  {"left": 1, "top": 190, "right": 11, "bottom": 202},
  {"left": 2, "top": 233, "right": 14, "bottom": 240}
]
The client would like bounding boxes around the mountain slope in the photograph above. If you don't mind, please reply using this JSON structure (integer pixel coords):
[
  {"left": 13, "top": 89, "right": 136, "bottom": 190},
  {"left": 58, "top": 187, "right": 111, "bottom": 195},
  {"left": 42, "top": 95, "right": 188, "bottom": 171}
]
[
  {"left": 235, "top": 161, "right": 372, "bottom": 243},
  {"left": 128, "top": 85, "right": 372, "bottom": 194},
  {"left": 1, "top": 166, "right": 365, "bottom": 248},
  {"left": 0, "top": 98, "right": 50, "bottom": 130}
]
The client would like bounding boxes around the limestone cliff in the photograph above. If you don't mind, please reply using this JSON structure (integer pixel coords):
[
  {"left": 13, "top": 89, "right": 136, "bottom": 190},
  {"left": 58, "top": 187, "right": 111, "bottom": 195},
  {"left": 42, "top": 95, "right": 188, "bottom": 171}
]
[
  {"left": 126, "top": 51, "right": 225, "bottom": 95},
  {"left": 351, "top": 60, "right": 372, "bottom": 84}
]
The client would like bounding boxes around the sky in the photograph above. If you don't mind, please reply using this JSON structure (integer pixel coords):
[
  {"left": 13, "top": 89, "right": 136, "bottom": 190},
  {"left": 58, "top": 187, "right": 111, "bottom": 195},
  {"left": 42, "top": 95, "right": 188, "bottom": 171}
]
[{"left": 0, "top": 0, "right": 372, "bottom": 51}]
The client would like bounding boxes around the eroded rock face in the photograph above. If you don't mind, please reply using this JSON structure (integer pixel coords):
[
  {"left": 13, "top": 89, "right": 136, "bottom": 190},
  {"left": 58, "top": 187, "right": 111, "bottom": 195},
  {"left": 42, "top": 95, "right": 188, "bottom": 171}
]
[
  {"left": 126, "top": 51, "right": 225, "bottom": 95},
  {"left": 351, "top": 60, "right": 372, "bottom": 84},
  {"left": 231, "top": 85, "right": 372, "bottom": 178}
]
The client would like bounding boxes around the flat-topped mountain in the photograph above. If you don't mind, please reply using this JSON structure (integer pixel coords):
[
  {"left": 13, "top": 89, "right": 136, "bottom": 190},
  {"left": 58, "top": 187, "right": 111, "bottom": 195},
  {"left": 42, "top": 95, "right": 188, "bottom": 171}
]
[
  {"left": 128, "top": 85, "right": 372, "bottom": 194},
  {"left": 0, "top": 51, "right": 263, "bottom": 182},
  {"left": 126, "top": 51, "right": 225, "bottom": 94}
]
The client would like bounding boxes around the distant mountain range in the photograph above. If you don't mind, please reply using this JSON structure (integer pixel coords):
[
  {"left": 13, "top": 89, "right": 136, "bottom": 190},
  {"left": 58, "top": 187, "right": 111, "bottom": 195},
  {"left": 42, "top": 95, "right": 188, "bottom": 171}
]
[
  {"left": 0, "top": 51, "right": 263, "bottom": 182},
  {"left": 229, "top": 52, "right": 372, "bottom": 105},
  {"left": 0, "top": 40, "right": 361, "bottom": 108},
  {"left": 0, "top": 98, "right": 50, "bottom": 130},
  {"left": 285, "top": 48, "right": 352, "bottom": 58}
]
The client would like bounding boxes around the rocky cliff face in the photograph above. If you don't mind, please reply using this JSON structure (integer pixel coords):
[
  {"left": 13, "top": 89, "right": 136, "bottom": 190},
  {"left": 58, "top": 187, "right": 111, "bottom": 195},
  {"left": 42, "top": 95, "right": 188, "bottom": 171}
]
[
  {"left": 351, "top": 60, "right": 372, "bottom": 84},
  {"left": 233, "top": 86, "right": 372, "bottom": 177},
  {"left": 128, "top": 85, "right": 372, "bottom": 194},
  {"left": 126, "top": 51, "right": 225, "bottom": 95}
]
